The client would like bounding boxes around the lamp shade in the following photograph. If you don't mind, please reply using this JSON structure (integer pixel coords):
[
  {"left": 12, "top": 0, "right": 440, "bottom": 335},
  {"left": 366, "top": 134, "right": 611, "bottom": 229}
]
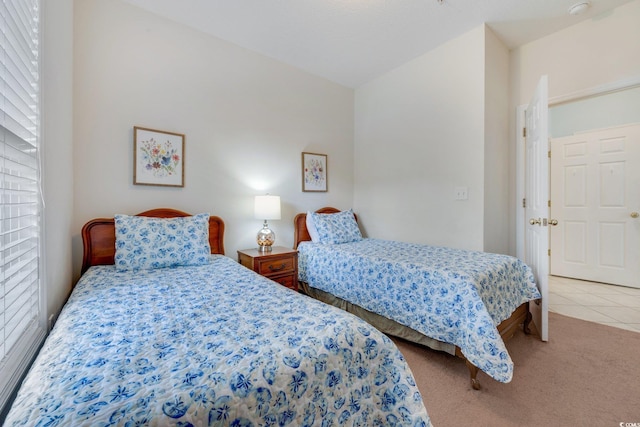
[{"left": 254, "top": 195, "right": 281, "bottom": 220}]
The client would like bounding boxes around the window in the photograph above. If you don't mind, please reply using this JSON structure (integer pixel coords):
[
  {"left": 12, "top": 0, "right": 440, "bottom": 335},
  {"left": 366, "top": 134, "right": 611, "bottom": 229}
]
[{"left": 0, "top": 0, "right": 45, "bottom": 413}]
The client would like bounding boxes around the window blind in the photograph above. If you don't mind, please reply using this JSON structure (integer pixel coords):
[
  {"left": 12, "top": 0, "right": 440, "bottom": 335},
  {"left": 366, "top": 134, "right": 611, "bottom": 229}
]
[{"left": 0, "top": 0, "right": 45, "bottom": 413}]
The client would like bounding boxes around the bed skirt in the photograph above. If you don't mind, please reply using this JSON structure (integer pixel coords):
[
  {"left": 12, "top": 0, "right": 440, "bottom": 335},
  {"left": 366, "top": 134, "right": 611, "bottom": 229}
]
[{"left": 299, "top": 281, "right": 456, "bottom": 355}]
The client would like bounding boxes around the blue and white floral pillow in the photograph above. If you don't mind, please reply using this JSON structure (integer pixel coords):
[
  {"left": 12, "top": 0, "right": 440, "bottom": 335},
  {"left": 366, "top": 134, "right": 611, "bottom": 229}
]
[
  {"left": 311, "top": 209, "right": 362, "bottom": 244},
  {"left": 306, "top": 211, "right": 321, "bottom": 242},
  {"left": 114, "top": 213, "right": 211, "bottom": 271}
]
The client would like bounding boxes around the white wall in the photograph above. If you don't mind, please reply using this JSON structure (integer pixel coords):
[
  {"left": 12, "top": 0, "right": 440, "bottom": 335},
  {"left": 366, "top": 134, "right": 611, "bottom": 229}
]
[
  {"left": 483, "top": 27, "right": 510, "bottom": 254},
  {"left": 353, "top": 26, "right": 488, "bottom": 251},
  {"left": 42, "top": 0, "right": 74, "bottom": 317},
  {"left": 73, "top": 0, "right": 354, "bottom": 277},
  {"left": 550, "top": 86, "right": 640, "bottom": 138},
  {"left": 510, "top": 0, "right": 640, "bottom": 107},
  {"left": 508, "top": 0, "right": 640, "bottom": 255},
  {"left": 66, "top": 0, "right": 640, "bottom": 287}
]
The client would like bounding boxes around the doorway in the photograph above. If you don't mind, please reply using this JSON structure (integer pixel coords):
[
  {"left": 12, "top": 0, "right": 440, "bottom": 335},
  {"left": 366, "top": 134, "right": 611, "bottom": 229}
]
[
  {"left": 549, "top": 124, "right": 640, "bottom": 288},
  {"left": 548, "top": 86, "right": 640, "bottom": 289},
  {"left": 516, "top": 81, "right": 640, "bottom": 327}
]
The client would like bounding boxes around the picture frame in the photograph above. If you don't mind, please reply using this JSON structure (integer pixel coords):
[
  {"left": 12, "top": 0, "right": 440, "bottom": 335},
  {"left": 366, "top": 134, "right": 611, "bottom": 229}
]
[
  {"left": 302, "top": 152, "right": 328, "bottom": 192},
  {"left": 133, "top": 126, "right": 185, "bottom": 187}
]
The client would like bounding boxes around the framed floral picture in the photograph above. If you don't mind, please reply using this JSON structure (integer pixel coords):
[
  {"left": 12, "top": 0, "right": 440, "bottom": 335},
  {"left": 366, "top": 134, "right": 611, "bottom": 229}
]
[
  {"left": 302, "top": 152, "right": 327, "bottom": 192},
  {"left": 133, "top": 126, "right": 185, "bottom": 187}
]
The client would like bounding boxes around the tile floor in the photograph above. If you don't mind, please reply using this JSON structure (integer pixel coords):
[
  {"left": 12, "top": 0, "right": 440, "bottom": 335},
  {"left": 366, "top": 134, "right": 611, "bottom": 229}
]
[{"left": 548, "top": 275, "right": 640, "bottom": 333}]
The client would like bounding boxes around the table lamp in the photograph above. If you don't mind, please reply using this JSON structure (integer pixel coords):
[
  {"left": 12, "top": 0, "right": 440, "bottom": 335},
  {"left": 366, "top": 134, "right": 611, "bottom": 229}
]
[{"left": 254, "top": 195, "right": 281, "bottom": 251}]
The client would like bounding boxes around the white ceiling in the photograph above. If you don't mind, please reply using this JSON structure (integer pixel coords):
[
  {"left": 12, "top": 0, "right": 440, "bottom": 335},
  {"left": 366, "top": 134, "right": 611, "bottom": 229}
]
[{"left": 121, "top": 0, "right": 634, "bottom": 88}]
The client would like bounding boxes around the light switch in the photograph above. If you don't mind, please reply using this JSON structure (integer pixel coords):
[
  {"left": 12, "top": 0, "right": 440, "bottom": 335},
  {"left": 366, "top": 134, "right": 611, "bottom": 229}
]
[{"left": 455, "top": 186, "right": 468, "bottom": 200}]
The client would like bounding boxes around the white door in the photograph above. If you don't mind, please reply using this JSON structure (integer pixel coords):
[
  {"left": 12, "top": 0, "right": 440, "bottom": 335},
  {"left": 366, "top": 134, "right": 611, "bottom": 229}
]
[
  {"left": 525, "top": 76, "right": 549, "bottom": 342},
  {"left": 550, "top": 124, "right": 640, "bottom": 288}
]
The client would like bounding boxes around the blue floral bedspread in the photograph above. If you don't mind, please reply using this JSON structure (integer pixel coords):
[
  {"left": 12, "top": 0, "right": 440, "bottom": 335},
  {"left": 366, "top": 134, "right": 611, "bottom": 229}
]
[
  {"left": 5, "top": 255, "right": 431, "bottom": 427},
  {"left": 298, "top": 239, "right": 541, "bottom": 383}
]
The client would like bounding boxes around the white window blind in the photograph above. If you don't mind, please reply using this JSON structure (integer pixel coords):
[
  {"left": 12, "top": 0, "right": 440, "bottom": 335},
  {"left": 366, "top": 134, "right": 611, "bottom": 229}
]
[{"left": 0, "top": 0, "right": 45, "bottom": 413}]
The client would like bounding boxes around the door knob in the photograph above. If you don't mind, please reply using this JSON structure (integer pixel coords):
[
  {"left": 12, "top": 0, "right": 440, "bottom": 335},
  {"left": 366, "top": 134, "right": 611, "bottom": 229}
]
[
  {"left": 549, "top": 219, "right": 558, "bottom": 226},
  {"left": 529, "top": 218, "right": 541, "bottom": 226},
  {"left": 632, "top": 212, "right": 639, "bottom": 218}
]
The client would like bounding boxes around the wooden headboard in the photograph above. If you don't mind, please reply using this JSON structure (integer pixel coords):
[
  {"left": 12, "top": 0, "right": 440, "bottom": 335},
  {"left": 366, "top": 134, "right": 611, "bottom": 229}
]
[
  {"left": 293, "top": 207, "right": 358, "bottom": 249},
  {"left": 81, "top": 208, "right": 225, "bottom": 274}
]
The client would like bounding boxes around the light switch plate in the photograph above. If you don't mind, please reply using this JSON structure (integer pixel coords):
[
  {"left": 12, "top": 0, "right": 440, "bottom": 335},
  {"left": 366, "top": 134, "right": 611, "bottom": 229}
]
[{"left": 455, "top": 186, "right": 468, "bottom": 200}]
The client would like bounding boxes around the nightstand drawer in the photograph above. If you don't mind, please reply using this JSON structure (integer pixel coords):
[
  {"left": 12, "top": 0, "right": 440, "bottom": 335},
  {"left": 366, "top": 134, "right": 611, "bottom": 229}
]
[
  {"left": 269, "top": 273, "right": 298, "bottom": 291},
  {"left": 256, "top": 256, "right": 295, "bottom": 276}
]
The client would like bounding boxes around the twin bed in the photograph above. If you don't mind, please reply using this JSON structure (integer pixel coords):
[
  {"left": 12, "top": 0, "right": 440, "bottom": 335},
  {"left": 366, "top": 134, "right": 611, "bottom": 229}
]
[
  {"left": 294, "top": 207, "right": 541, "bottom": 390},
  {"left": 4, "top": 209, "right": 431, "bottom": 427}
]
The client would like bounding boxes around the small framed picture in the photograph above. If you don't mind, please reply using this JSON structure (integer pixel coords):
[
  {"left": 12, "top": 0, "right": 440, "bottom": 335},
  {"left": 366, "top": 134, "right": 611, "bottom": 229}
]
[
  {"left": 134, "top": 126, "right": 185, "bottom": 187},
  {"left": 302, "top": 152, "right": 328, "bottom": 192}
]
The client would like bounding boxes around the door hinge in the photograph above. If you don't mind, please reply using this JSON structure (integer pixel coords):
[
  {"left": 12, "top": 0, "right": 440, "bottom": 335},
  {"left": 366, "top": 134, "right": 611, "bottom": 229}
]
[
  {"left": 548, "top": 150, "right": 551, "bottom": 158},
  {"left": 522, "top": 198, "right": 526, "bottom": 208},
  {"left": 548, "top": 249, "right": 551, "bottom": 256},
  {"left": 548, "top": 200, "right": 551, "bottom": 207},
  {"left": 523, "top": 127, "right": 527, "bottom": 138}
]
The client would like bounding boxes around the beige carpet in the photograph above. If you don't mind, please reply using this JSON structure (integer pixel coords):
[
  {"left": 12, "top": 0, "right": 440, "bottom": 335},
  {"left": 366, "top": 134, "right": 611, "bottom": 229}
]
[{"left": 393, "top": 312, "right": 640, "bottom": 427}]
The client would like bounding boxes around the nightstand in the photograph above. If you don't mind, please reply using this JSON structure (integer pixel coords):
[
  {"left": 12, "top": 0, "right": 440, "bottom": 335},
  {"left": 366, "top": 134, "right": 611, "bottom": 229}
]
[{"left": 237, "top": 246, "right": 298, "bottom": 291}]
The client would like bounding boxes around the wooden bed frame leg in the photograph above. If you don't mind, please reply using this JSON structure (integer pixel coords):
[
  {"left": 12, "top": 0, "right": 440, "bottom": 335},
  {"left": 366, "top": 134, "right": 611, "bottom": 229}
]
[
  {"left": 523, "top": 309, "right": 533, "bottom": 335},
  {"left": 465, "top": 360, "right": 481, "bottom": 390}
]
